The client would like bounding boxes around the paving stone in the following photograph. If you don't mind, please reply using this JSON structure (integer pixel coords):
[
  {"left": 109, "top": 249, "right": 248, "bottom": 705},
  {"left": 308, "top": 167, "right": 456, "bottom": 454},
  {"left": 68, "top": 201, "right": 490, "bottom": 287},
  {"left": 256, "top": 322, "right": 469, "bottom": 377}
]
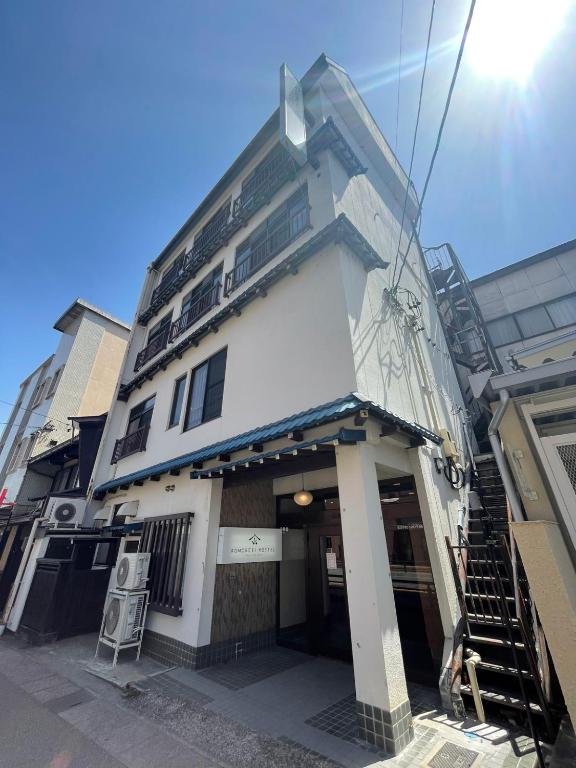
[{"left": 45, "top": 688, "right": 94, "bottom": 713}]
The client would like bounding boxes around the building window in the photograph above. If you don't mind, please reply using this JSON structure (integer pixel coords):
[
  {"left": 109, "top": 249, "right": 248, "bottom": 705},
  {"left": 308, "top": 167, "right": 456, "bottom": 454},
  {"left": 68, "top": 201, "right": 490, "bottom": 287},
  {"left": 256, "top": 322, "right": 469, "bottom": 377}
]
[
  {"left": 192, "top": 201, "right": 230, "bottom": 256},
  {"left": 168, "top": 375, "right": 187, "bottom": 429},
  {"left": 515, "top": 306, "right": 554, "bottom": 338},
  {"left": 547, "top": 295, "right": 576, "bottom": 328},
  {"left": 126, "top": 395, "right": 156, "bottom": 436},
  {"left": 147, "top": 312, "right": 172, "bottom": 347},
  {"left": 184, "top": 348, "right": 227, "bottom": 430},
  {"left": 51, "top": 463, "right": 79, "bottom": 493},
  {"left": 47, "top": 367, "right": 62, "bottom": 398},
  {"left": 139, "top": 512, "right": 193, "bottom": 615},
  {"left": 31, "top": 379, "right": 47, "bottom": 408},
  {"left": 486, "top": 316, "right": 521, "bottom": 346},
  {"left": 181, "top": 264, "right": 223, "bottom": 318}
]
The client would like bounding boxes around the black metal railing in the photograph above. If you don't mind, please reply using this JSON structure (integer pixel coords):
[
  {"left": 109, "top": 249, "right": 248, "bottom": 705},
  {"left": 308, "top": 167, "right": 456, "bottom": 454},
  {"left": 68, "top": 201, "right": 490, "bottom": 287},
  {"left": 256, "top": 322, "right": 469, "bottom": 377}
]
[
  {"left": 224, "top": 205, "right": 309, "bottom": 295},
  {"left": 151, "top": 252, "right": 186, "bottom": 306},
  {"left": 232, "top": 146, "right": 296, "bottom": 220},
  {"left": 111, "top": 424, "right": 150, "bottom": 464},
  {"left": 134, "top": 325, "right": 171, "bottom": 372},
  {"left": 139, "top": 512, "right": 193, "bottom": 615},
  {"left": 169, "top": 283, "right": 221, "bottom": 342},
  {"left": 447, "top": 534, "right": 554, "bottom": 762}
]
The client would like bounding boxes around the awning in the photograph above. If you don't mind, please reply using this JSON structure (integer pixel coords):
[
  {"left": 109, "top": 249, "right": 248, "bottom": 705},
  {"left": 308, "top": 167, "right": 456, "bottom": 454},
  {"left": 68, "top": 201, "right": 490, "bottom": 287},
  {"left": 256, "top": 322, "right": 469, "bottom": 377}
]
[
  {"left": 116, "top": 500, "right": 139, "bottom": 518},
  {"left": 93, "top": 504, "right": 113, "bottom": 523},
  {"left": 93, "top": 393, "right": 441, "bottom": 498},
  {"left": 190, "top": 429, "right": 365, "bottom": 479}
]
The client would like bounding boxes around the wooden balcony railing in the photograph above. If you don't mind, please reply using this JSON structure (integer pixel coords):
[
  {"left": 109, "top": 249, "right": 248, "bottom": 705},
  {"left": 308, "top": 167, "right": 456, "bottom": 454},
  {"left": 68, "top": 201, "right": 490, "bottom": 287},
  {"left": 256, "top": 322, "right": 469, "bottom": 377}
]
[
  {"left": 169, "top": 283, "right": 221, "bottom": 342},
  {"left": 111, "top": 424, "right": 150, "bottom": 464},
  {"left": 224, "top": 205, "right": 309, "bottom": 296},
  {"left": 232, "top": 146, "right": 296, "bottom": 220},
  {"left": 134, "top": 325, "right": 170, "bottom": 372}
]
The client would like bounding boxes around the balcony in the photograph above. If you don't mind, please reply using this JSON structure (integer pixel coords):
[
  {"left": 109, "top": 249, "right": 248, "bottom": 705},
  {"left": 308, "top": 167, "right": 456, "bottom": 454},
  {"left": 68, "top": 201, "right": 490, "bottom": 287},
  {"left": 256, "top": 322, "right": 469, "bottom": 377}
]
[
  {"left": 134, "top": 325, "right": 170, "bottom": 372},
  {"left": 232, "top": 146, "right": 296, "bottom": 221},
  {"left": 224, "top": 203, "right": 310, "bottom": 296},
  {"left": 169, "top": 283, "right": 221, "bottom": 342},
  {"left": 150, "top": 251, "right": 186, "bottom": 307},
  {"left": 111, "top": 424, "right": 150, "bottom": 464}
]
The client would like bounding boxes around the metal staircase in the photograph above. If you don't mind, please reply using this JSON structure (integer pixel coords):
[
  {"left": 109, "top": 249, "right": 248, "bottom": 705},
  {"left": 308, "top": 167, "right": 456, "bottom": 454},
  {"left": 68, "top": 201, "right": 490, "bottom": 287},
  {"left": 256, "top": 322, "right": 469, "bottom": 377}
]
[{"left": 447, "top": 455, "right": 559, "bottom": 765}]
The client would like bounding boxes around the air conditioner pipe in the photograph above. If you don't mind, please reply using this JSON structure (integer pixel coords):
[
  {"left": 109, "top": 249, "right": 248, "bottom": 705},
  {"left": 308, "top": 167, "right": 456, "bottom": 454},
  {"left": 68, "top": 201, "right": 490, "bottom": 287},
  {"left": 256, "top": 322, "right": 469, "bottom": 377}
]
[
  {"left": 0, "top": 516, "right": 47, "bottom": 635},
  {"left": 464, "top": 648, "right": 486, "bottom": 723}
]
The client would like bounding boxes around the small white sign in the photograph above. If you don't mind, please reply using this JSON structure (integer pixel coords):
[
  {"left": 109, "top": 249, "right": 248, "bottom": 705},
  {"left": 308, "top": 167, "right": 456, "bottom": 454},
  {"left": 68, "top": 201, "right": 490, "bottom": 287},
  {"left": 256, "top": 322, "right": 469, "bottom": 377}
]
[
  {"left": 326, "top": 551, "right": 337, "bottom": 570},
  {"left": 217, "top": 527, "right": 282, "bottom": 564}
]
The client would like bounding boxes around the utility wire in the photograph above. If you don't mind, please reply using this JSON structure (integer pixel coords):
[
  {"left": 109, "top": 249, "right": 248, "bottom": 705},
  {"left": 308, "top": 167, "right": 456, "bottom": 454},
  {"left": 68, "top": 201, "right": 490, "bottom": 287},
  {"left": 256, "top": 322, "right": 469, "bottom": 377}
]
[
  {"left": 394, "top": 0, "right": 405, "bottom": 154},
  {"left": 393, "top": 0, "right": 477, "bottom": 291},
  {"left": 391, "top": 0, "right": 437, "bottom": 287},
  {"left": 0, "top": 399, "right": 69, "bottom": 428}
]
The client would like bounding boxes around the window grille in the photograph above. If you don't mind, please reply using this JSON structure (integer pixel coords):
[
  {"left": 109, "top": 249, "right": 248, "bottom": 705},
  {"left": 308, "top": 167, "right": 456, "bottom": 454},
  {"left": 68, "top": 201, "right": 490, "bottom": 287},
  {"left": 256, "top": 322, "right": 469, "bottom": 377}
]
[{"left": 139, "top": 512, "right": 193, "bottom": 615}]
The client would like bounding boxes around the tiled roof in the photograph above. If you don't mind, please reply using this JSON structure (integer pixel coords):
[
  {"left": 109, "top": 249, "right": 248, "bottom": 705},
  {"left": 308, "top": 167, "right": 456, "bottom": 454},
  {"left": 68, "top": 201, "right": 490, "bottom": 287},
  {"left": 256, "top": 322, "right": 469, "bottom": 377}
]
[{"left": 93, "top": 394, "right": 441, "bottom": 496}]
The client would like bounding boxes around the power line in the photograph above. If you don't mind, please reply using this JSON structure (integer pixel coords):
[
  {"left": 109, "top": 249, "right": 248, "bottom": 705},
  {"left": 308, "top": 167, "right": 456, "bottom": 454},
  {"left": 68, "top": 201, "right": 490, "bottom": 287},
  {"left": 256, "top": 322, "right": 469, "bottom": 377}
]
[
  {"left": 394, "top": 0, "right": 405, "bottom": 154},
  {"left": 0, "top": 399, "right": 70, "bottom": 428},
  {"left": 391, "top": 0, "right": 437, "bottom": 287},
  {"left": 393, "top": 0, "right": 477, "bottom": 291}
]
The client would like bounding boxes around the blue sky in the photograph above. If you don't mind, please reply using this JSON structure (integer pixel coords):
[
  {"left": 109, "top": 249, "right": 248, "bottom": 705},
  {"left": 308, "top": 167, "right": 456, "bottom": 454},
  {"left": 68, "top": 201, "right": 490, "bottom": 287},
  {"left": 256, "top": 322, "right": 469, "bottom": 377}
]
[{"left": 1, "top": 0, "right": 575, "bottom": 424}]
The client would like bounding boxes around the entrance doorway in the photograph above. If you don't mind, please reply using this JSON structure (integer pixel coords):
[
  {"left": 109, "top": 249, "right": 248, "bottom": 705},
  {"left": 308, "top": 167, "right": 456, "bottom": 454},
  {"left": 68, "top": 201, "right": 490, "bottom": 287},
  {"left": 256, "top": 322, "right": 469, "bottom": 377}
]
[{"left": 276, "top": 479, "right": 444, "bottom": 685}]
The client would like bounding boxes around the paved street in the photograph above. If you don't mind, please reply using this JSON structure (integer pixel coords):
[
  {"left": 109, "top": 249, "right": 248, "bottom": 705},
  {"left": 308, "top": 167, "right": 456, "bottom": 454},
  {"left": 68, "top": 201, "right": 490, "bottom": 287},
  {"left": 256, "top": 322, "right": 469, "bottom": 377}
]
[{"left": 0, "top": 634, "right": 539, "bottom": 768}]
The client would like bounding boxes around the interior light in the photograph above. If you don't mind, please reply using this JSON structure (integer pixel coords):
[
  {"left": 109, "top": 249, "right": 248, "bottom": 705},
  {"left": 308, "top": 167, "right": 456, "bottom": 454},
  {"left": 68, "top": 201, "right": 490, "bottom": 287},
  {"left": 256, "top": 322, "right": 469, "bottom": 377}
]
[{"left": 294, "top": 489, "right": 313, "bottom": 506}]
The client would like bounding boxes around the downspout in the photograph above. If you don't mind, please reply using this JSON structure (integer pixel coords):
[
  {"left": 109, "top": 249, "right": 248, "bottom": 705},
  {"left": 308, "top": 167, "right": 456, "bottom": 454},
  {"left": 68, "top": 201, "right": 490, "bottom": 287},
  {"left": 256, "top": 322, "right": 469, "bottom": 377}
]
[{"left": 488, "top": 389, "right": 524, "bottom": 524}]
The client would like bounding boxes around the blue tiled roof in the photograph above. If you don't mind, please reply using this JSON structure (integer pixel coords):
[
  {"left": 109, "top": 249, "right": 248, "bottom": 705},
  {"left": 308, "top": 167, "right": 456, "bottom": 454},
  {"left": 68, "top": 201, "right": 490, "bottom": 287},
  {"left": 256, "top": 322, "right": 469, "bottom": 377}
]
[{"left": 94, "top": 393, "right": 441, "bottom": 496}]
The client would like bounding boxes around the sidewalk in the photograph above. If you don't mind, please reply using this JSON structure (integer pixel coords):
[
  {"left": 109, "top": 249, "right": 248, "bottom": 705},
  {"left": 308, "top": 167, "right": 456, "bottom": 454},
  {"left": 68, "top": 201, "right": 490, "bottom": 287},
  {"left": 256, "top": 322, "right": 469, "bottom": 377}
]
[{"left": 0, "top": 633, "right": 540, "bottom": 768}]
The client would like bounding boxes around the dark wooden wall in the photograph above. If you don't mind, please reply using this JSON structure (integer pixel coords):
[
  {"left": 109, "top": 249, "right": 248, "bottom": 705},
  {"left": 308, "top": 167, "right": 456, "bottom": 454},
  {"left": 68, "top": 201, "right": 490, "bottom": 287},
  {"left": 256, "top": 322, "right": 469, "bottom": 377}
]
[{"left": 210, "top": 480, "right": 277, "bottom": 643}]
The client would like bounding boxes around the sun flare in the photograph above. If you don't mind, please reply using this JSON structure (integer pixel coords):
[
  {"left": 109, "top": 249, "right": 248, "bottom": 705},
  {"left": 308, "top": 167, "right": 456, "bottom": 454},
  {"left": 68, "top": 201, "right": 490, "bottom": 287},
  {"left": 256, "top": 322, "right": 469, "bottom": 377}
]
[{"left": 467, "top": 0, "right": 572, "bottom": 85}]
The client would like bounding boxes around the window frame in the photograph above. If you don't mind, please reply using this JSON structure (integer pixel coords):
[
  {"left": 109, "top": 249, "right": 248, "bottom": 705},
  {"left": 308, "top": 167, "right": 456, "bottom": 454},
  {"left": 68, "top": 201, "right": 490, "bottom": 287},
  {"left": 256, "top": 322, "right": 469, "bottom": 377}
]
[
  {"left": 183, "top": 348, "right": 227, "bottom": 432},
  {"left": 486, "top": 292, "right": 576, "bottom": 347},
  {"left": 167, "top": 375, "right": 187, "bottom": 430},
  {"left": 126, "top": 394, "right": 156, "bottom": 437},
  {"left": 180, "top": 263, "right": 223, "bottom": 318}
]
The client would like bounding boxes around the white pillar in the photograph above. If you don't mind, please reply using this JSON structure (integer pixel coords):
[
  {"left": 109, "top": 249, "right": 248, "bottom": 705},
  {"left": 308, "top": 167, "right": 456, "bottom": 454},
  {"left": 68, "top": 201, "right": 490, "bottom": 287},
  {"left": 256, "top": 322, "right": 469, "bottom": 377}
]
[{"left": 335, "top": 442, "right": 413, "bottom": 755}]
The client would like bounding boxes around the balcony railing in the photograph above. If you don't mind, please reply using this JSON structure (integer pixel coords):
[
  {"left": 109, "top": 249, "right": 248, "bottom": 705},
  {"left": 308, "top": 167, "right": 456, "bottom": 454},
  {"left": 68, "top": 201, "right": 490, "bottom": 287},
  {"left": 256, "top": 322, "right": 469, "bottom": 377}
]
[
  {"left": 224, "top": 205, "right": 309, "bottom": 296},
  {"left": 111, "top": 424, "right": 150, "bottom": 464},
  {"left": 169, "top": 283, "right": 221, "bottom": 342},
  {"left": 134, "top": 325, "right": 170, "bottom": 372},
  {"left": 151, "top": 252, "right": 186, "bottom": 306},
  {"left": 232, "top": 147, "right": 296, "bottom": 220}
]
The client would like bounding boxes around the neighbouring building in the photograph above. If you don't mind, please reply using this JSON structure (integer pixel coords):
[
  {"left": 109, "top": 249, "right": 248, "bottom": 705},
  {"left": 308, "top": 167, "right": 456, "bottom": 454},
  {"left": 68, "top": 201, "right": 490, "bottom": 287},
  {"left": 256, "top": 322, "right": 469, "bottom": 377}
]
[
  {"left": 468, "top": 250, "right": 576, "bottom": 731},
  {"left": 88, "top": 55, "right": 470, "bottom": 756},
  {"left": 0, "top": 299, "right": 130, "bottom": 627}
]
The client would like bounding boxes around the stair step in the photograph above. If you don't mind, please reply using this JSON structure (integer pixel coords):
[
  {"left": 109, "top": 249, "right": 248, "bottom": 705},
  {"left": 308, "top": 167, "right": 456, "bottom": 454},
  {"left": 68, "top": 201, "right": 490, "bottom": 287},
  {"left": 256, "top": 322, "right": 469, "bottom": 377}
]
[
  {"left": 467, "top": 634, "right": 525, "bottom": 650},
  {"left": 475, "top": 660, "right": 533, "bottom": 679},
  {"left": 465, "top": 593, "right": 514, "bottom": 602},
  {"left": 460, "top": 685, "right": 542, "bottom": 714},
  {"left": 467, "top": 613, "right": 518, "bottom": 625}
]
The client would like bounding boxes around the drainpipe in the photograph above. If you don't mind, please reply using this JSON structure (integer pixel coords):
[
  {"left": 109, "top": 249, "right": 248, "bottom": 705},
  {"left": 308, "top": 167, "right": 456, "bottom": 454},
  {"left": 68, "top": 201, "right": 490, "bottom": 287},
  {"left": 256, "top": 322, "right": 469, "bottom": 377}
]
[
  {"left": 0, "top": 516, "right": 46, "bottom": 635},
  {"left": 464, "top": 648, "right": 486, "bottom": 722},
  {"left": 487, "top": 389, "right": 524, "bottom": 524}
]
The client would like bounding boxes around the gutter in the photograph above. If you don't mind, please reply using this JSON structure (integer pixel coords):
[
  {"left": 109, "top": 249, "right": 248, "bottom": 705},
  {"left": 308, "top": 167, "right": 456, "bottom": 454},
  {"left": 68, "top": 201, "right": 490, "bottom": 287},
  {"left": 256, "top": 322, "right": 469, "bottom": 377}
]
[{"left": 487, "top": 389, "right": 524, "bottom": 524}]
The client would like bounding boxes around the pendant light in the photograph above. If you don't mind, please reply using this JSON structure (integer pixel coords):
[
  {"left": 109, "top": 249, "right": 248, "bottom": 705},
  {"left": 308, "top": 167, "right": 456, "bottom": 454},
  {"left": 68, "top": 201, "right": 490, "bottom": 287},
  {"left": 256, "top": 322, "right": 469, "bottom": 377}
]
[{"left": 293, "top": 473, "right": 313, "bottom": 506}]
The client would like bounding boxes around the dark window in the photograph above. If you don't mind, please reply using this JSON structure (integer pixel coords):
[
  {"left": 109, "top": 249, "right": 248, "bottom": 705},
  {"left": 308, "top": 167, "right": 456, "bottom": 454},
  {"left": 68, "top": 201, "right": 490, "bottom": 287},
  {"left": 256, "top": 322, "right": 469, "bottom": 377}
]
[
  {"left": 139, "top": 512, "right": 193, "bottom": 615},
  {"left": 184, "top": 349, "right": 227, "bottom": 430},
  {"left": 193, "top": 201, "right": 230, "bottom": 254},
  {"left": 547, "top": 295, "right": 576, "bottom": 327},
  {"left": 168, "top": 375, "right": 187, "bottom": 429},
  {"left": 126, "top": 395, "right": 156, "bottom": 436},
  {"left": 147, "top": 312, "right": 172, "bottom": 345},
  {"left": 181, "top": 264, "right": 223, "bottom": 317},
  {"left": 515, "top": 306, "right": 554, "bottom": 338},
  {"left": 486, "top": 316, "right": 521, "bottom": 346},
  {"left": 50, "top": 463, "right": 79, "bottom": 493}
]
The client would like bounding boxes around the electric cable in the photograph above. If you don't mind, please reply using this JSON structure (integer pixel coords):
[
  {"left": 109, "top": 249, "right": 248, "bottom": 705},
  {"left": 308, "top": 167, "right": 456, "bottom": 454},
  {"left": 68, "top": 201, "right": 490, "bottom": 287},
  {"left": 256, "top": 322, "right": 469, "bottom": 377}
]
[
  {"left": 390, "top": 0, "right": 437, "bottom": 286},
  {"left": 393, "top": 0, "right": 477, "bottom": 291}
]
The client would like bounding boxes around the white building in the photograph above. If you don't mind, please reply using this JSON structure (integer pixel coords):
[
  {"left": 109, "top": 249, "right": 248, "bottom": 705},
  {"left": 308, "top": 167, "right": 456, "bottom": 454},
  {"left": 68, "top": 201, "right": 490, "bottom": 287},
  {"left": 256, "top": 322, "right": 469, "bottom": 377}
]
[
  {"left": 90, "top": 55, "right": 468, "bottom": 755},
  {"left": 0, "top": 299, "right": 130, "bottom": 621}
]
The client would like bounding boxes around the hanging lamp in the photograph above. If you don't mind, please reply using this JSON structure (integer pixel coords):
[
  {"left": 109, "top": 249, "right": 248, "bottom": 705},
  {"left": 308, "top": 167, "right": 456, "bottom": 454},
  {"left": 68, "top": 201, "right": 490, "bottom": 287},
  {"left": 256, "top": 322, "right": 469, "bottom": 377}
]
[{"left": 293, "top": 473, "right": 313, "bottom": 506}]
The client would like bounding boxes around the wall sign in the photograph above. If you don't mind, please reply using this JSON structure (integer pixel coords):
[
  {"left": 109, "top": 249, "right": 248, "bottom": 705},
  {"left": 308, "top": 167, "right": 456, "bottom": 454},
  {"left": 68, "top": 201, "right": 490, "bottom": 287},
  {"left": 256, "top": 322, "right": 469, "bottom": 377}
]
[{"left": 217, "top": 527, "right": 282, "bottom": 564}]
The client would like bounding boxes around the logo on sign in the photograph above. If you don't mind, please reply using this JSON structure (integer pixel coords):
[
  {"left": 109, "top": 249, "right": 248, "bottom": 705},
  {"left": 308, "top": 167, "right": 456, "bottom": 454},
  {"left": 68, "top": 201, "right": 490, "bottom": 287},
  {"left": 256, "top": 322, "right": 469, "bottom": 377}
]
[{"left": 248, "top": 533, "right": 261, "bottom": 546}]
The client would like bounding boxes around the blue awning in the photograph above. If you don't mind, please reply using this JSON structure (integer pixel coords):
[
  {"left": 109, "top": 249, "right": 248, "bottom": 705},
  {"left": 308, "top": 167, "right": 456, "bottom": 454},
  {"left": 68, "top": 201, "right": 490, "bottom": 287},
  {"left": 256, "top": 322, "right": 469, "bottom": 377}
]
[{"left": 94, "top": 393, "right": 441, "bottom": 497}]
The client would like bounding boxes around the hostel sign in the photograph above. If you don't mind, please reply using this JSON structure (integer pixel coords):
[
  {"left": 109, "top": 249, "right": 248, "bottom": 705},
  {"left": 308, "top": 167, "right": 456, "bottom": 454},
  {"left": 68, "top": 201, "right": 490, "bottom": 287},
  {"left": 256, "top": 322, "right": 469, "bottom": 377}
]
[{"left": 217, "top": 527, "right": 282, "bottom": 564}]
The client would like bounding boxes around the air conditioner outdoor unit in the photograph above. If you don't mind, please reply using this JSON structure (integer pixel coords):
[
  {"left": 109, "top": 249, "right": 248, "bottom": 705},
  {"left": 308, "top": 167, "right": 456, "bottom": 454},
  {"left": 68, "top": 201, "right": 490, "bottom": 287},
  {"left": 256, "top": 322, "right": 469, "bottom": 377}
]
[
  {"left": 45, "top": 496, "right": 87, "bottom": 527},
  {"left": 113, "top": 552, "right": 150, "bottom": 591},
  {"left": 102, "top": 589, "right": 147, "bottom": 644}
]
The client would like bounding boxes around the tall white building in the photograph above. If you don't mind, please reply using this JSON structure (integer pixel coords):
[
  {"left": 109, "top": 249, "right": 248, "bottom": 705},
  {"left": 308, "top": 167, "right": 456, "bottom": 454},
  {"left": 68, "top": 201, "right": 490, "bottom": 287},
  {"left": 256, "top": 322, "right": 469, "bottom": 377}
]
[{"left": 90, "top": 55, "right": 468, "bottom": 755}]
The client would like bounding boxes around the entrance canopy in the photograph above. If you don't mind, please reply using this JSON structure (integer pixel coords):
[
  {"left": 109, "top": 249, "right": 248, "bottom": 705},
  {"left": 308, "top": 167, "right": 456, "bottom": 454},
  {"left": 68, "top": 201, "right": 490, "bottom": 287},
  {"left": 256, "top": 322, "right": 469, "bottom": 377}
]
[{"left": 94, "top": 393, "right": 441, "bottom": 498}]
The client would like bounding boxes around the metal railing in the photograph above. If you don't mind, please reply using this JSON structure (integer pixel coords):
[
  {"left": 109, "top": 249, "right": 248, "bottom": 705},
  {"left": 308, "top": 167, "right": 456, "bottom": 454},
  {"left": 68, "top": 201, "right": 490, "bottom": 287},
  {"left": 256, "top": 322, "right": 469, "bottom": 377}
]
[
  {"left": 111, "top": 424, "right": 150, "bottom": 464},
  {"left": 224, "top": 205, "right": 309, "bottom": 295},
  {"left": 151, "top": 252, "right": 186, "bottom": 306},
  {"left": 447, "top": 534, "right": 554, "bottom": 762},
  {"left": 134, "top": 325, "right": 171, "bottom": 372},
  {"left": 232, "top": 146, "right": 295, "bottom": 220},
  {"left": 169, "top": 283, "right": 221, "bottom": 342}
]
